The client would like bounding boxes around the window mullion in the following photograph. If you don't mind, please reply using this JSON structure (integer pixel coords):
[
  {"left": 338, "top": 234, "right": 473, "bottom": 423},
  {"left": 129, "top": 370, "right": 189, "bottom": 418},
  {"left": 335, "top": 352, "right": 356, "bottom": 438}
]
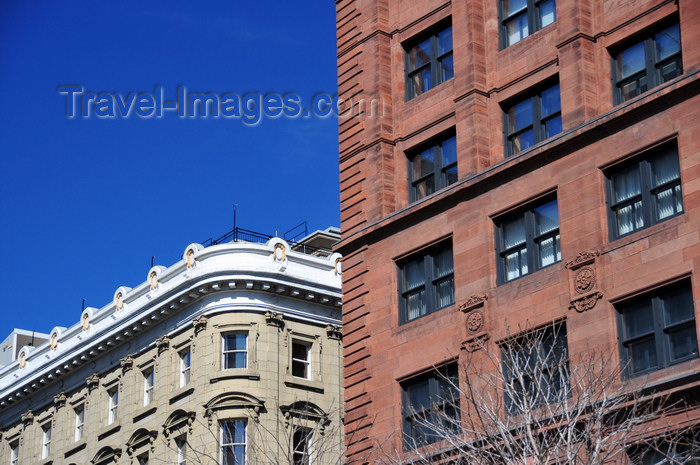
[
  {"left": 640, "top": 159, "right": 654, "bottom": 228},
  {"left": 524, "top": 210, "right": 536, "bottom": 271},
  {"left": 431, "top": 34, "right": 439, "bottom": 87},
  {"left": 652, "top": 296, "right": 667, "bottom": 367},
  {"left": 425, "top": 254, "right": 434, "bottom": 315},
  {"left": 644, "top": 37, "right": 657, "bottom": 88},
  {"left": 435, "top": 143, "right": 444, "bottom": 190}
]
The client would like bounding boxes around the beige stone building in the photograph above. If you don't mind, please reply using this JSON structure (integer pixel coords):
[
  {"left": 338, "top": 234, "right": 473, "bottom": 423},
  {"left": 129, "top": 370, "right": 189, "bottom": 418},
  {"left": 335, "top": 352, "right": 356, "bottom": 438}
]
[{"left": 0, "top": 231, "right": 343, "bottom": 465}]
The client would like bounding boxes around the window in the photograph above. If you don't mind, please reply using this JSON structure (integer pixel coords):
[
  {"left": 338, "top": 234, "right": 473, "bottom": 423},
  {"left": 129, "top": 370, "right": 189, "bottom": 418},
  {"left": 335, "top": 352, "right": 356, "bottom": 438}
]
[
  {"left": 399, "top": 242, "right": 454, "bottom": 323},
  {"left": 75, "top": 405, "right": 85, "bottom": 441},
  {"left": 500, "top": 0, "right": 556, "bottom": 47},
  {"left": 504, "top": 82, "right": 561, "bottom": 156},
  {"left": 108, "top": 387, "right": 118, "bottom": 424},
  {"left": 408, "top": 134, "right": 458, "bottom": 202},
  {"left": 180, "top": 349, "right": 191, "bottom": 387},
  {"left": 223, "top": 333, "right": 248, "bottom": 369},
  {"left": 176, "top": 437, "right": 187, "bottom": 465},
  {"left": 42, "top": 423, "right": 52, "bottom": 459},
  {"left": 628, "top": 435, "right": 700, "bottom": 464},
  {"left": 606, "top": 143, "right": 683, "bottom": 239},
  {"left": 501, "top": 323, "right": 569, "bottom": 415},
  {"left": 292, "top": 428, "right": 312, "bottom": 465},
  {"left": 292, "top": 340, "right": 312, "bottom": 379},
  {"left": 616, "top": 280, "right": 697, "bottom": 377},
  {"left": 405, "top": 23, "right": 453, "bottom": 99},
  {"left": 143, "top": 368, "right": 155, "bottom": 406},
  {"left": 402, "top": 364, "right": 460, "bottom": 449},
  {"left": 496, "top": 197, "right": 560, "bottom": 283},
  {"left": 613, "top": 22, "right": 682, "bottom": 104},
  {"left": 137, "top": 453, "right": 149, "bottom": 465},
  {"left": 221, "top": 420, "right": 246, "bottom": 465},
  {"left": 10, "top": 441, "right": 18, "bottom": 465}
]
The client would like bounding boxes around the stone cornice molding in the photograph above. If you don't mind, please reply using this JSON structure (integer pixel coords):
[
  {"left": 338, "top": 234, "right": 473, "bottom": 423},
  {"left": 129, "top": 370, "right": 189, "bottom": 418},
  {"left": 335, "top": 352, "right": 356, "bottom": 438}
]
[{"left": 0, "top": 240, "right": 342, "bottom": 408}]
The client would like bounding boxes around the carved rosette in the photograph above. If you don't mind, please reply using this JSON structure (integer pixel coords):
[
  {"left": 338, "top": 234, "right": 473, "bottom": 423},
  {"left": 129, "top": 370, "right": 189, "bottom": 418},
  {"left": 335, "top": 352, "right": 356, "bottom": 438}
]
[
  {"left": 193, "top": 315, "right": 208, "bottom": 335},
  {"left": 459, "top": 294, "right": 489, "bottom": 352},
  {"left": 265, "top": 311, "right": 285, "bottom": 329},
  {"left": 566, "top": 250, "right": 603, "bottom": 312}
]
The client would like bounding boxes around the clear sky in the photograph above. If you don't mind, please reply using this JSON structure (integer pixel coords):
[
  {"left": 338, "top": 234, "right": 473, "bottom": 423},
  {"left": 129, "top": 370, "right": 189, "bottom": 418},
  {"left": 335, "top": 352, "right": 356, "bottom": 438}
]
[{"left": 0, "top": 1, "right": 340, "bottom": 339}]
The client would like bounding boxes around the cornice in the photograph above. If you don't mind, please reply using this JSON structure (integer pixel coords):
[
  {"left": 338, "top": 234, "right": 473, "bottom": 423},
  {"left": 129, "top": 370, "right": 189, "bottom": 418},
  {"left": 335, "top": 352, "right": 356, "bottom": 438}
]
[{"left": 0, "top": 239, "right": 342, "bottom": 408}]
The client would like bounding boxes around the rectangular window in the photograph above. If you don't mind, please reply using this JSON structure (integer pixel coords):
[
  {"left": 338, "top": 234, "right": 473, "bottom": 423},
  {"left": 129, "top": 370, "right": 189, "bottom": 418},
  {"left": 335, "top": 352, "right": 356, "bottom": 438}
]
[
  {"left": 292, "top": 340, "right": 312, "bottom": 379},
  {"left": 408, "top": 133, "right": 458, "bottom": 202},
  {"left": 143, "top": 368, "right": 155, "bottom": 406},
  {"left": 137, "top": 453, "right": 149, "bottom": 465},
  {"left": 180, "top": 349, "right": 191, "bottom": 387},
  {"left": 176, "top": 436, "right": 187, "bottom": 465},
  {"left": 9, "top": 441, "right": 18, "bottom": 465},
  {"left": 292, "top": 428, "right": 312, "bottom": 465},
  {"left": 399, "top": 242, "right": 455, "bottom": 323},
  {"left": 221, "top": 420, "right": 246, "bottom": 465},
  {"left": 606, "top": 142, "right": 683, "bottom": 239},
  {"left": 405, "top": 23, "right": 453, "bottom": 99},
  {"left": 223, "top": 333, "right": 248, "bottom": 369},
  {"left": 75, "top": 405, "right": 85, "bottom": 442},
  {"left": 108, "top": 387, "right": 119, "bottom": 424},
  {"left": 496, "top": 197, "right": 560, "bottom": 283},
  {"left": 627, "top": 434, "right": 700, "bottom": 464},
  {"left": 504, "top": 82, "right": 561, "bottom": 156},
  {"left": 613, "top": 22, "right": 682, "bottom": 104},
  {"left": 616, "top": 280, "right": 697, "bottom": 377},
  {"left": 500, "top": 0, "right": 556, "bottom": 47},
  {"left": 501, "top": 323, "right": 569, "bottom": 415},
  {"left": 42, "top": 423, "right": 52, "bottom": 459},
  {"left": 402, "top": 364, "right": 460, "bottom": 449}
]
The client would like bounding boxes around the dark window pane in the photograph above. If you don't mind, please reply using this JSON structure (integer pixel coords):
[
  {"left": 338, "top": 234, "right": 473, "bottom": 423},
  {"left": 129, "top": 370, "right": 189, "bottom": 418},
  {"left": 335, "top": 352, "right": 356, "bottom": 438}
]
[
  {"left": 659, "top": 57, "right": 682, "bottom": 83},
  {"left": 411, "top": 68, "right": 432, "bottom": 96},
  {"left": 668, "top": 325, "right": 698, "bottom": 361},
  {"left": 292, "top": 343, "right": 308, "bottom": 361},
  {"left": 436, "top": 276, "right": 455, "bottom": 308},
  {"left": 612, "top": 165, "right": 642, "bottom": 203},
  {"left": 539, "top": 0, "right": 556, "bottom": 27},
  {"left": 405, "top": 259, "right": 426, "bottom": 289},
  {"left": 662, "top": 288, "right": 694, "bottom": 324},
  {"left": 400, "top": 243, "right": 454, "bottom": 323},
  {"left": 624, "top": 301, "right": 655, "bottom": 338},
  {"left": 629, "top": 337, "right": 658, "bottom": 373},
  {"left": 406, "top": 289, "right": 426, "bottom": 320},
  {"left": 439, "top": 54, "right": 454, "bottom": 81},
  {"left": 408, "top": 38, "right": 431, "bottom": 70},
  {"left": 413, "top": 148, "right": 435, "bottom": 179},
  {"left": 405, "top": 25, "right": 453, "bottom": 99},
  {"left": 441, "top": 136, "right": 457, "bottom": 166},
  {"left": 510, "top": 98, "right": 533, "bottom": 131},
  {"left": 534, "top": 200, "right": 559, "bottom": 235},
  {"left": 437, "top": 27, "right": 453, "bottom": 55},
  {"left": 503, "top": 216, "right": 526, "bottom": 249},
  {"left": 617, "top": 42, "right": 646, "bottom": 79},
  {"left": 540, "top": 84, "right": 560, "bottom": 117},
  {"left": 544, "top": 115, "right": 562, "bottom": 138},
  {"left": 655, "top": 23, "right": 681, "bottom": 61},
  {"left": 505, "top": 13, "right": 529, "bottom": 45},
  {"left": 504, "top": 0, "right": 527, "bottom": 15}
]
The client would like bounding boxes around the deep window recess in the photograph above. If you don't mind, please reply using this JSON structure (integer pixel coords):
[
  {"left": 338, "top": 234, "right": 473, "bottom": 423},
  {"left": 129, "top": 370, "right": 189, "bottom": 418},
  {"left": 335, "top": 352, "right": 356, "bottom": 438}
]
[
  {"left": 143, "top": 368, "right": 155, "bottom": 406},
  {"left": 180, "top": 349, "right": 191, "bottom": 387},
  {"left": 223, "top": 333, "right": 248, "bottom": 369},
  {"left": 75, "top": 406, "right": 85, "bottom": 442},
  {"left": 606, "top": 142, "right": 683, "bottom": 240},
  {"left": 42, "top": 423, "right": 52, "bottom": 459},
  {"left": 616, "top": 280, "right": 697, "bottom": 378},
  {"left": 108, "top": 387, "right": 119, "bottom": 424},
  {"left": 220, "top": 420, "right": 247, "bottom": 465},
  {"left": 399, "top": 242, "right": 455, "bottom": 324},
  {"left": 292, "top": 340, "right": 312, "bottom": 379},
  {"left": 500, "top": 323, "right": 569, "bottom": 415},
  {"left": 496, "top": 197, "right": 560, "bottom": 283},
  {"left": 504, "top": 82, "right": 561, "bottom": 156},
  {"left": 408, "top": 134, "right": 457, "bottom": 202},
  {"left": 292, "top": 428, "right": 312, "bottom": 465},
  {"left": 500, "top": 0, "right": 556, "bottom": 47},
  {"left": 405, "top": 24, "right": 453, "bottom": 100},
  {"left": 402, "top": 364, "right": 460, "bottom": 449},
  {"left": 613, "top": 22, "right": 682, "bottom": 104}
]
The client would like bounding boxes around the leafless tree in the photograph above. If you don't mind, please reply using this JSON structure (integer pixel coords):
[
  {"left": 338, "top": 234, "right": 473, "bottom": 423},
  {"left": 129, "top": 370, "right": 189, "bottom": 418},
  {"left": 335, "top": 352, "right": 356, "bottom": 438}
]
[{"left": 376, "top": 322, "right": 699, "bottom": 465}]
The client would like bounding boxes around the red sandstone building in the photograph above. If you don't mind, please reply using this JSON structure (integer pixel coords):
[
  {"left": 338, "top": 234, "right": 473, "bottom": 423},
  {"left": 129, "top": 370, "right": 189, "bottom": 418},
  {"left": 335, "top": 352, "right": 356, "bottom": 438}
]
[{"left": 335, "top": 0, "right": 699, "bottom": 462}]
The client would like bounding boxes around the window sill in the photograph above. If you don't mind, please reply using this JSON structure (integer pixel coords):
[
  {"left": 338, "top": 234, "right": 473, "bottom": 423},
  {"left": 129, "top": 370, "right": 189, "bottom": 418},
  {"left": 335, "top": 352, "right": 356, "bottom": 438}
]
[
  {"left": 97, "top": 422, "right": 121, "bottom": 440},
  {"left": 603, "top": 214, "right": 683, "bottom": 254},
  {"left": 169, "top": 386, "right": 194, "bottom": 404},
  {"left": 133, "top": 405, "right": 157, "bottom": 422},
  {"left": 284, "top": 376, "right": 325, "bottom": 393},
  {"left": 64, "top": 439, "right": 86, "bottom": 458},
  {"left": 210, "top": 370, "right": 260, "bottom": 383}
]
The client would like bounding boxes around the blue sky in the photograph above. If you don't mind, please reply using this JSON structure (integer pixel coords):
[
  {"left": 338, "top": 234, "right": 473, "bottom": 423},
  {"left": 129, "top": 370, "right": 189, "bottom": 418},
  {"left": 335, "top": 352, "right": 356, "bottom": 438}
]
[{"left": 0, "top": 1, "right": 340, "bottom": 339}]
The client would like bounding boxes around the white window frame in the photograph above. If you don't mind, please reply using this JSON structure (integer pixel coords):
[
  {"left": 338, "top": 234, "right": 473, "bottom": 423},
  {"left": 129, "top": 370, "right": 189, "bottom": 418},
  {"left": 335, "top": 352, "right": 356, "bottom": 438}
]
[
  {"left": 291, "top": 340, "right": 312, "bottom": 380},
  {"left": 42, "top": 423, "right": 52, "bottom": 459},
  {"left": 108, "top": 387, "right": 119, "bottom": 424},
  {"left": 143, "top": 368, "right": 155, "bottom": 406},
  {"left": 75, "top": 405, "right": 85, "bottom": 441},
  {"left": 292, "top": 426, "right": 313, "bottom": 465},
  {"left": 176, "top": 436, "right": 187, "bottom": 465},
  {"left": 180, "top": 349, "right": 191, "bottom": 387},
  {"left": 220, "top": 419, "right": 247, "bottom": 465},
  {"left": 10, "top": 441, "right": 18, "bottom": 465},
  {"left": 222, "top": 332, "right": 248, "bottom": 370}
]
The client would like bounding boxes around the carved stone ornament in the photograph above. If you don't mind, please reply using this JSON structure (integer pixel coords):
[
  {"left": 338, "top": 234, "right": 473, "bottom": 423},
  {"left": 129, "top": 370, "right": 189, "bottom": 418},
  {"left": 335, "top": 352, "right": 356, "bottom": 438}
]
[
  {"left": 115, "top": 292, "right": 123, "bottom": 311},
  {"left": 149, "top": 272, "right": 158, "bottom": 290},
  {"left": 21, "top": 411, "right": 34, "bottom": 427},
  {"left": 459, "top": 294, "right": 487, "bottom": 313},
  {"left": 193, "top": 315, "right": 208, "bottom": 335},
  {"left": 569, "top": 291, "right": 604, "bottom": 313},
  {"left": 54, "top": 392, "right": 67, "bottom": 408},
  {"left": 466, "top": 310, "right": 484, "bottom": 334},
  {"left": 186, "top": 248, "right": 196, "bottom": 269},
  {"left": 18, "top": 351, "right": 26, "bottom": 369},
  {"left": 156, "top": 336, "right": 170, "bottom": 354},
  {"left": 273, "top": 243, "right": 287, "bottom": 262},
  {"left": 461, "top": 334, "right": 490, "bottom": 353},
  {"left": 50, "top": 332, "right": 59, "bottom": 350},
  {"left": 120, "top": 355, "right": 134, "bottom": 373},
  {"left": 87, "top": 373, "right": 100, "bottom": 391},
  {"left": 82, "top": 313, "right": 90, "bottom": 331},
  {"left": 265, "top": 311, "right": 285, "bottom": 328},
  {"left": 565, "top": 250, "right": 600, "bottom": 270},
  {"left": 326, "top": 324, "right": 342, "bottom": 341},
  {"left": 574, "top": 266, "right": 596, "bottom": 294}
]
